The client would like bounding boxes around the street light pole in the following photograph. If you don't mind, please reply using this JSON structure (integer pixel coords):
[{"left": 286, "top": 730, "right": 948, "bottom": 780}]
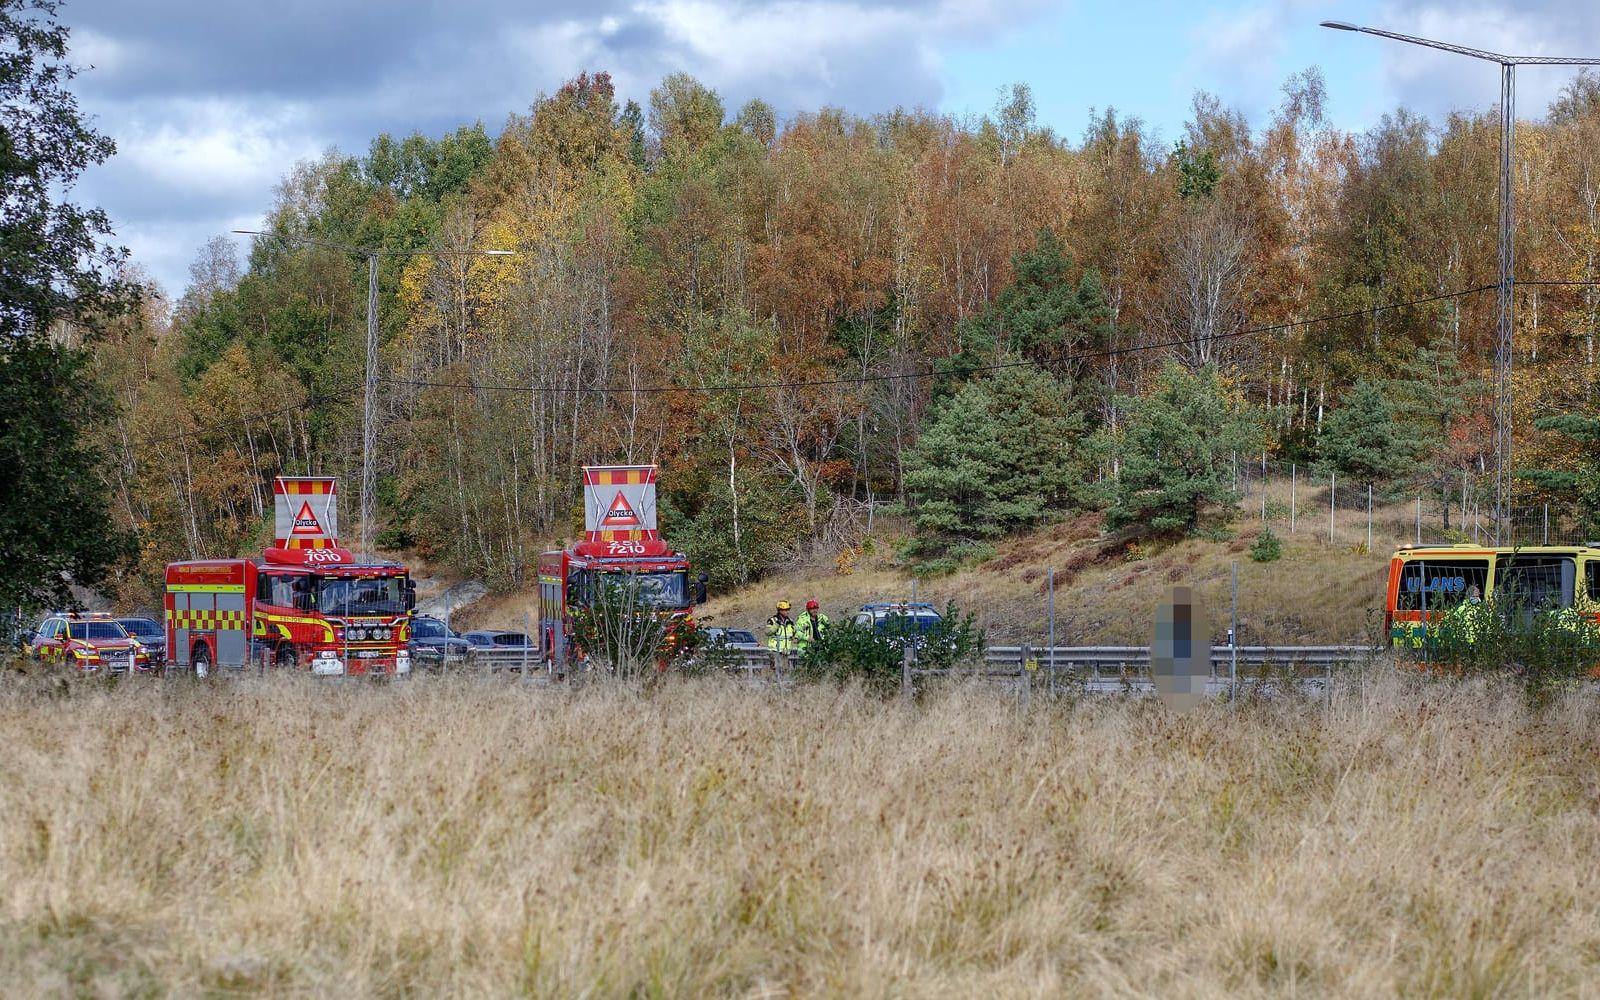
[
  {"left": 233, "top": 230, "right": 515, "bottom": 559},
  {"left": 1321, "top": 21, "right": 1600, "bottom": 544},
  {"left": 363, "top": 251, "right": 380, "bottom": 562}
]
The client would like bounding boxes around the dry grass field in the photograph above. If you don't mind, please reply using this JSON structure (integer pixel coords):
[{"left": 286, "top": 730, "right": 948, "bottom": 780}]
[{"left": 3, "top": 669, "right": 1598, "bottom": 996}]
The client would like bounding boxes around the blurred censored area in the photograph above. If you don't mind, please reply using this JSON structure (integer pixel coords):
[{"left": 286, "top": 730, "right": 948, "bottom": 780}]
[{"left": 1152, "top": 586, "right": 1211, "bottom": 711}]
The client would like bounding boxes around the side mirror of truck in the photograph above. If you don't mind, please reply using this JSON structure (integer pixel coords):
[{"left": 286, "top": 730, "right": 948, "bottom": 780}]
[{"left": 694, "top": 572, "right": 709, "bottom": 605}]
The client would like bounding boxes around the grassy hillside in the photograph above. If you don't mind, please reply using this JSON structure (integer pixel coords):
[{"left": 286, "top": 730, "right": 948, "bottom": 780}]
[
  {"left": 2, "top": 672, "right": 1596, "bottom": 994},
  {"left": 457, "top": 482, "right": 1412, "bottom": 646}
]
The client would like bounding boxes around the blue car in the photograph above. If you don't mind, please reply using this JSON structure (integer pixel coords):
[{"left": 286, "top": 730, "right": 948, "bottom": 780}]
[{"left": 116, "top": 616, "right": 167, "bottom": 666}]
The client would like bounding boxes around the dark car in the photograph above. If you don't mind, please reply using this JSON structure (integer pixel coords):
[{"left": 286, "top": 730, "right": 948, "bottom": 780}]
[
  {"left": 702, "top": 627, "right": 762, "bottom": 651},
  {"left": 117, "top": 616, "right": 166, "bottom": 665},
  {"left": 852, "top": 602, "right": 950, "bottom": 654},
  {"left": 408, "top": 615, "right": 471, "bottom": 667}
]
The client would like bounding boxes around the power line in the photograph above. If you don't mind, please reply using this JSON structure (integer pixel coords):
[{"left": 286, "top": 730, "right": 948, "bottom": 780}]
[
  {"left": 104, "top": 279, "right": 1538, "bottom": 453},
  {"left": 379, "top": 283, "right": 1499, "bottom": 398},
  {"left": 117, "top": 384, "right": 360, "bottom": 454}
]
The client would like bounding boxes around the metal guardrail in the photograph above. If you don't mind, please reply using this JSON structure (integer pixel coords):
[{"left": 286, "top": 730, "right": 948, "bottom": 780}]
[
  {"left": 463, "top": 645, "right": 542, "bottom": 671},
  {"left": 399, "top": 641, "right": 1380, "bottom": 694},
  {"left": 700, "top": 644, "right": 1376, "bottom": 692},
  {"left": 968, "top": 644, "right": 1376, "bottom": 696},
  {"left": 701, "top": 648, "right": 781, "bottom": 677},
  {"left": 981, "top": 644, "right": 1371, "bottom": 670}
]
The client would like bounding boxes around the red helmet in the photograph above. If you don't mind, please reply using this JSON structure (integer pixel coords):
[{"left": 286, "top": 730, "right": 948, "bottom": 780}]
[{"left": 806, "top": 599, "right": 819, "bottom": 611}]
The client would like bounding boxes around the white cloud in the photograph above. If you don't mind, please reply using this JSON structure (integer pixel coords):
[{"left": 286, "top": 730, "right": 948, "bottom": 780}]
[
  {"left": 65, "top": 0, "right": 1043, "bottom": 295},
  {"left": 114, "top": 100, "right": 322, "bottom": 197},
  {"left": 1374, "top": 2, "right": 1600, "bottom": 121}
]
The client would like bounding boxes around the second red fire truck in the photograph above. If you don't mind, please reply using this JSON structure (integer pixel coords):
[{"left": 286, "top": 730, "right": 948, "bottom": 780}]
[
  {"left": 537, "top": 465, "right": 704, "bottom": 667},
  {"left": 164, "top": 476, "right": 415, "bottom": 677}
]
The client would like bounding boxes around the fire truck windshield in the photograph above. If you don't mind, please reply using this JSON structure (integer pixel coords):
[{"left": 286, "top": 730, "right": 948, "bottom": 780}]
[
  {"left": 602, "top": 571, "right": 688, "bottom": 608},
  {"left": 317, "top": 576, "right": 407, "bottom": 616}
]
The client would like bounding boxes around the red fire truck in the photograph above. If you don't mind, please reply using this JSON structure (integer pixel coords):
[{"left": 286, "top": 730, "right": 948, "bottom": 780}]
[
  {"left": 537, "top": 465, "right": 704, "bottom": 667},
  {"left": 164, "top": 477, "right": 415, "bottom": 677}
]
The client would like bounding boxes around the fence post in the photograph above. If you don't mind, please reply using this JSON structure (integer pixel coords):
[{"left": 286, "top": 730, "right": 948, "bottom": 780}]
[
  {"left": 1021, "top": 641, "right": 1033, "bottom": 707},
  {"left": 1329, "top": 470, "right": 1336, "bottom": 544},
  {"left": 1367, "top": 484, "right": 1373, "bottom": 551},
  {"left": 1260, "top": 449, "right": 1267, "bottom": 521},
  {"left": 1046, "top": 567, "right": 1056, "bottom": 696},
  {"left": 521, "top": 611, "right": 530, "bottom": 682},
  {"left": 1415, "top": 496, "right": 1421, "bottom": 546},
  {"left": 1230, "top": 560, "right": 1239, "bottom": 702},
  {"left": 1461, "top": 469, "right": 1468, "bottom": 529},
  {"left": 1290, "top": 463, "right": 1296, "bottom": 533},
  {"left": 1232, "top": 450, "right": 1238, "bottom": 493},
  {"left": 901, "top": 642, "right": 913, "bottom": 703},
  {"left": 1544, "top": 503, "right": 1550, "bottom": 545}
]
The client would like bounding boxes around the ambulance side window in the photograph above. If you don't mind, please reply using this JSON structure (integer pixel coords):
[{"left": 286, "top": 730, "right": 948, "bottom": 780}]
[
  {"left": 1396, "top": 559, "right": 1490, "bottom": 612},
  {"left": 1587, "top": 562, "right": 1600, "bottom": 602}
]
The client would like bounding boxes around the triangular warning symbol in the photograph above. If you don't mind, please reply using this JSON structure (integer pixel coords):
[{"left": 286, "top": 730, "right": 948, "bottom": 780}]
[
  {"left": 601, "top": 490, "right": 642, "bottom": 527},
  {"left": 290, "top": 500, "right": 324, "bottom": 535}
]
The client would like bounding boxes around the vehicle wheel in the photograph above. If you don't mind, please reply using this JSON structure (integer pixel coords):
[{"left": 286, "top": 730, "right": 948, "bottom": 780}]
[
  {"left": 192, "top": 644, "right": 212, "bottom": 679},
  {"left": 275, "top": 643, "right": 296, "bottom": 671}
]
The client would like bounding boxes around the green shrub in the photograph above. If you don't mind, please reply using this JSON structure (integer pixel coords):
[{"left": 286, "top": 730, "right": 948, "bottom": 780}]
[
  {"left": 1407, "top": 599, "right": 1600, "bottom": 702},
  {"left": 797, "top": 602, "right": 983, "bottom": 696},
  {"left": 1249, "top": 527, "right": 1282, "bottom": 563},
  {"left": 569, "top": 577, "right": 701, "bottom": 681}
]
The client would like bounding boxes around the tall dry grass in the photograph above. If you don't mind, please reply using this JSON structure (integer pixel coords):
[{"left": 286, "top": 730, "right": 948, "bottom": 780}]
[{"left": 2, "top": 669, "right": 1598, "bottom": 996}]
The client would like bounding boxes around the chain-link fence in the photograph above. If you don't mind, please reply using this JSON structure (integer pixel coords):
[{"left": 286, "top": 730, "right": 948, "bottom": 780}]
[{"left": 1227, "top": 453, "right": 1591, "bottom": 550}]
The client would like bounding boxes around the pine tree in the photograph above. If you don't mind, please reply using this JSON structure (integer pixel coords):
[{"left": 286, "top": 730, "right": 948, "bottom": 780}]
[
  {"left": 1318, "top": 380, "right": 1411, "bottom": 491},
  {"left": 987, "top": 365, "right": 1091, "bottom": 525},
  {"left": 1250, "top": 527, "right": 1283, "bottom": 562},
  {"left": 1521, "top": 413, "right": 1600, "bottom": 539},
  {"left": 901, "top": 382, "right": 1008, "bottom": 572},
  {"left": 1384, "top": 341, "right": 1484, "bottom": 525},
  {"left": 940, "top": 228, "right": 1116, "bottom": 399},
  {"left": 1102, "top": 364, "right": 1262, "bottom": 535},
  {"left": 903, "top": 366, "right": 1094, "bottom": 571}
]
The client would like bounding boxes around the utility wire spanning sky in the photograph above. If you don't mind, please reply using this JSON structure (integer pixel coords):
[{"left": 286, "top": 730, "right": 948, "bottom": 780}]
[{"left": 63, "top": 0, "right": 1600, "bottom": 297}]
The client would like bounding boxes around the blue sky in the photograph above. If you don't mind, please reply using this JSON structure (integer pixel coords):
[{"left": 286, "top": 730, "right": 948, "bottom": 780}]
[
  {"left": 62, "top": 0, "right": 1600, "bottom": 296},
  {"left": 942, "top": 0, "right": 1388, "bottom": 141}
]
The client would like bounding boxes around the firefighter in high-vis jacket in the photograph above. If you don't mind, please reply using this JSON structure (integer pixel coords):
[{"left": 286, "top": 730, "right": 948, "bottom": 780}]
[
  {"left": 766, "top": 601, "right": 798, "bottom": 653},
  {"left": 795, "top": 599, "right": 829, "bottom": 652}
]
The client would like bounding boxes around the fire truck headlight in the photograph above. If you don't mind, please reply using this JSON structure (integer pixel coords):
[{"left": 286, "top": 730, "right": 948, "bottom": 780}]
[
  {"left": 350, "top": 627, "right": 367, "bottom": 641},
  {"left": 379, "top": 627, "right": 392, "bottom": 640}
]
